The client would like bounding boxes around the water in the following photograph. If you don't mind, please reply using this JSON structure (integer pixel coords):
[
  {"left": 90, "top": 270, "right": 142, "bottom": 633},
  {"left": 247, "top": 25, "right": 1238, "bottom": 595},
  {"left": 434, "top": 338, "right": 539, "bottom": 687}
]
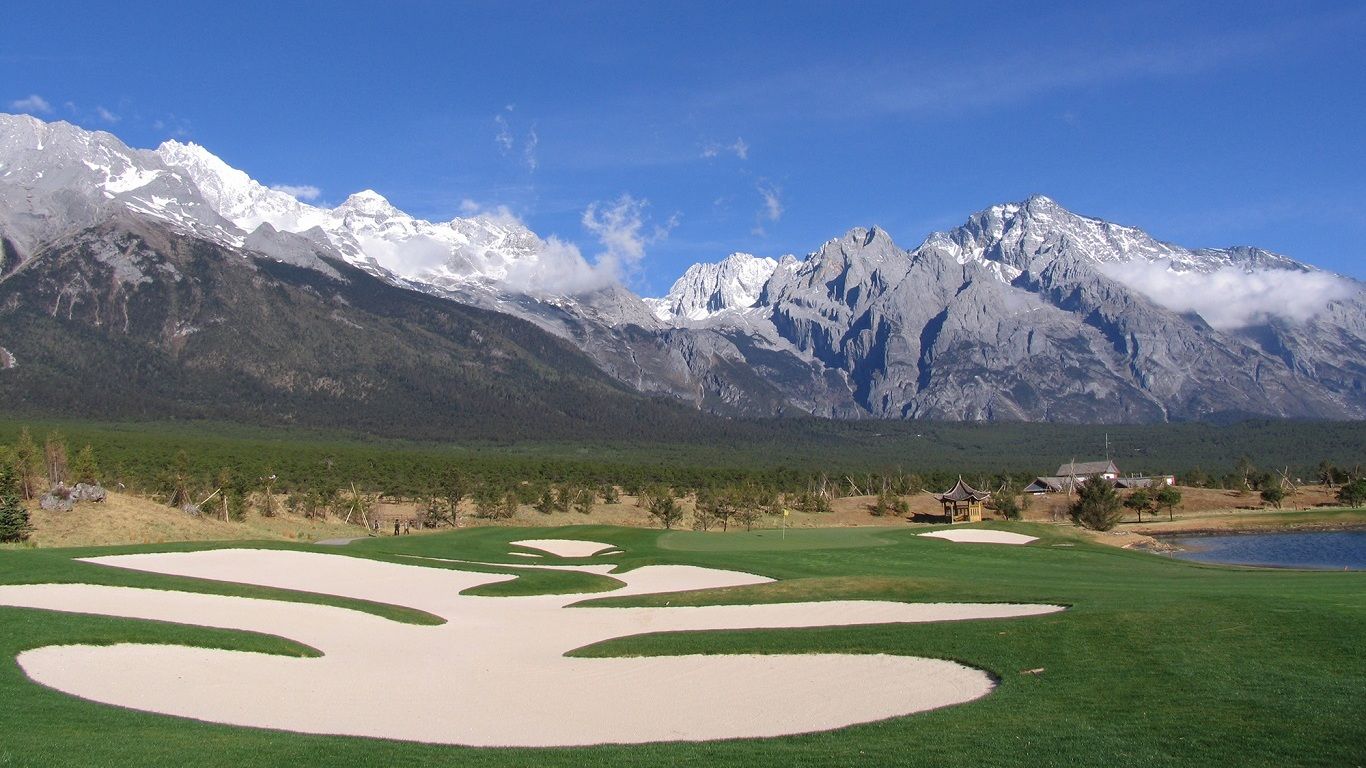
[{"left": 1166, "top": 531, "right": 1366, "bottom": 571}]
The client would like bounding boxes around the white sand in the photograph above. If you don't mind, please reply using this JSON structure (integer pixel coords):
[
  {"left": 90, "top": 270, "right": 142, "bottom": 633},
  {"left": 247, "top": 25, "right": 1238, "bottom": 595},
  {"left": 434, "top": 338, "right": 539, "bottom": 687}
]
[
  {"left": 0, "top": 549, "right": 1061, "bottom": 746},
  {"left": 511, "top": 539, "right": 614, "bottom": 557},
  {"left": 506, "top": 552, "right": 543, "bottom": 558},
  {"left": 919, "top": 530, "right": 1039, "bottom": 545}
]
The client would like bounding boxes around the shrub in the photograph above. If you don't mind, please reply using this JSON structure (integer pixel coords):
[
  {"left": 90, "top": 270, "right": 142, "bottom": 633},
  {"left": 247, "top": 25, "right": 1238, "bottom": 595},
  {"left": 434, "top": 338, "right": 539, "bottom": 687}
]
[
  {"left": 1070, "top": 478, "right": 1124, "bottom": 531},
  {"left": 572, "top": 488, "right": 594, "bottom": 515},
  {"left": 1336, "top": 479, "right": 1366, "bottom": 508},
  {"left": 1260, "top": 486, "right": 1286, "bottom": 509},
  {"left": 648, "top": 491, "right": 684, "bottom": 530}
]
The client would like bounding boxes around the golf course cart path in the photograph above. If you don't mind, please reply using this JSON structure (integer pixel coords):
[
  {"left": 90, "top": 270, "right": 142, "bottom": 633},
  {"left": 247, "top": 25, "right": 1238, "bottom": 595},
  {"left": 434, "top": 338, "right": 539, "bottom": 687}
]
[
  {"left": 510, "top": 539, "right": 615, "bottom": 557},
  {"left": 919, "top": 530, "right": 1039, "bottom": 545},
  {"left": 0, "top": 549, "right": 1063, "bottom": 747}
]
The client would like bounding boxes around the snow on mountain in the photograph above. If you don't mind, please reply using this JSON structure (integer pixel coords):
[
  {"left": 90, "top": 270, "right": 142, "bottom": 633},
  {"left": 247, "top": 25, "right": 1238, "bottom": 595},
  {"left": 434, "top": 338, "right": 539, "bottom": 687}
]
[
  {"left": 647, "top": 252, "right": 779, "bottom": 322},
  {"left": 154, "top": 140, "right": 330, "bottom": 234},
  {"left": 915, "top": 194, "right": 1308, "bottom": 277},
  {"left": 0, "top": 113, "right": 243, "bottom": 253},
  {"left": 152, "top": 139, "right": 607, "bottom": 295},
  {"left": 0, "top": 116, "right": 606, "bottom": 299}
]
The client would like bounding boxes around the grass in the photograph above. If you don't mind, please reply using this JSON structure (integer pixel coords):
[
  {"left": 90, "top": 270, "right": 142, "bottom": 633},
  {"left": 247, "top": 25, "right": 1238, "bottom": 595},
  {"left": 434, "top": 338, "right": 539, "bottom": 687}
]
[
  {"left": 657, "top": 526, "right": 901, "bottom": 551},
  {"left": 0, "top": 524, "right": 1363, "bottom": 766}
]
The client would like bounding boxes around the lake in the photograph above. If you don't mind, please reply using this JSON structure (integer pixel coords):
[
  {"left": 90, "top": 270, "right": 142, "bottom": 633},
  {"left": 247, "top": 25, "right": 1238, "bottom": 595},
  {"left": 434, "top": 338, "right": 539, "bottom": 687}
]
[{"left": 1166, "top": 531, "right": 1366, "bottom": 570}]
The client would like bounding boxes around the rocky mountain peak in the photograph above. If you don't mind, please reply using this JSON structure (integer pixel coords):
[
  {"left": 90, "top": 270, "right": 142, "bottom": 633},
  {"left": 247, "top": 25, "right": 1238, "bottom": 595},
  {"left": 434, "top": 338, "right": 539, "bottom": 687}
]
[{"left": 647, "top": 251, "right": 779, "bottom": 322}]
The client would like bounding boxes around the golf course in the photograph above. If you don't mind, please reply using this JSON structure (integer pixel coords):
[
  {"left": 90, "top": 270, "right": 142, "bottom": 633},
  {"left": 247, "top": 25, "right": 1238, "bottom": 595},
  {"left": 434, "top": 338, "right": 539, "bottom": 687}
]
[{"left": 0, "top": 523, "right": 1362, "bottom": 766}]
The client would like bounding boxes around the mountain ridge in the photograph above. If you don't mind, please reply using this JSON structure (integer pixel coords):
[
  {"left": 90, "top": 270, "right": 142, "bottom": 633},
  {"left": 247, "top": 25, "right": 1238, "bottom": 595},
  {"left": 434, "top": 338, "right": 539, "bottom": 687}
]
[{"left": 2, "top": 112, "right": 1362, "bottom": 426}]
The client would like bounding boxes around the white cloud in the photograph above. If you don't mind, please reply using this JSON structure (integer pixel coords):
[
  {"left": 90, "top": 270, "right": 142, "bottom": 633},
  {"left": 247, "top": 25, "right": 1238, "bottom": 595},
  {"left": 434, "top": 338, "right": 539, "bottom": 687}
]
[
  {"left": 501, "top": 236, "right": 608, "bottom": 295},
  {"left": 494, "top": 114, "right": 514, "bottom": 152},
  {"left": 95, "top": 106, "right": 119, "bottom": 123},
  {"left": 153, "top": 114, "right": 192, "bottom": 138},
  {"left": 752, "top": 182, "right": 783, "bottom": 235},
  {"left": 581, "top": 194, "right": 677, "bottom": 283},
  {"left": 523, "top": 127, "right": 539, "bottom": 171},
  {"left": 494, "top": 112, "right": 539, "bottom": 171},
  {"left": 456, "top": 198, "right": 524, "bottom": 228},
  {"left": 1097, "top": 260, "right": 1359, "bottom": 329},
  {"left": 701, "top": 137, "right": 749, "bottom": 160},
  {"left": 9, "top": 94, "right": 52, "bottom": 114},
  {"left": 353, "top": 233, "right": 453, "bottom": 277},
  {"left": 270, "top": 184, "right": 322, "bottom": 201}
]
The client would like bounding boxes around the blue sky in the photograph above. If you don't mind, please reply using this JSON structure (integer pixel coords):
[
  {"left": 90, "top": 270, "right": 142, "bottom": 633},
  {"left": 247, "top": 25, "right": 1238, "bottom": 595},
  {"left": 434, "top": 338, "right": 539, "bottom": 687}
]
[{"left": 6, "top": 1, "right": 1365, "bottom": 291}]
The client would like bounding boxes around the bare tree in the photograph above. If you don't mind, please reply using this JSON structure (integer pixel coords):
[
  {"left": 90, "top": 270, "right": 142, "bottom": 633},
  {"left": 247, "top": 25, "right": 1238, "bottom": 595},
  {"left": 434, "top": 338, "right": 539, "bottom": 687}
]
[{"left": 43, "top": 431, "right": 69, "bottom": 488}]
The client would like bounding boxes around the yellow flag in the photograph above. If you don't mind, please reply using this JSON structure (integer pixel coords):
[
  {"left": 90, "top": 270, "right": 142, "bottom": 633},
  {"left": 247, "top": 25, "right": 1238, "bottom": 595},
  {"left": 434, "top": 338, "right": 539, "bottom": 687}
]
[{"left": 783, "top": 510, "right": 790, "bottom": 516}]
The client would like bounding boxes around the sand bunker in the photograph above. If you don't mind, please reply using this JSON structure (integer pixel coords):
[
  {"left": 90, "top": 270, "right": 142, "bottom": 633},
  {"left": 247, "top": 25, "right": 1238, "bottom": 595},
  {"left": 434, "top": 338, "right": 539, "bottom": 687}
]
[
  {"left": 0, "top": 549, "right": 1061, "bottom": 746},
  {"left": 919, "top": 530, "right": 1038, "bottom": 545},
  {"left": 511, "top": 539, "right": 615, "bottom": 557}
]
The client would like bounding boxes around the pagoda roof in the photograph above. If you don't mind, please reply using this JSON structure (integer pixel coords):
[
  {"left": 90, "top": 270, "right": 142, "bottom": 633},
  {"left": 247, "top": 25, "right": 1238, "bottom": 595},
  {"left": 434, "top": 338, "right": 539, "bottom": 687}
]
[{"left": 933, "top": 477, "right": 991, "bottom": 502}]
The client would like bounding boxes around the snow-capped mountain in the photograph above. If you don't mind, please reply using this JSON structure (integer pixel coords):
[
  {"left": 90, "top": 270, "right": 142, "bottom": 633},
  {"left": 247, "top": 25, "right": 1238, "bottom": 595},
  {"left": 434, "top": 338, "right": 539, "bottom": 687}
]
[
  {"left": 153, "top": 138, "right": 595, "bottom": 294},
  {"left": 642, "top": 197, "right": 1364, "bottom": 421},
  {"left": 2, "top": 112, "right": 1363, "bottom": 424},
  {"left": 645, "top": 252, "right": 780, "bottom": 322},
  {"left": 0, "top": 114, "right": 606, "bottom": 299},
  {"left": 916, "top": 194, "right": 1307, "bottom": 277}
]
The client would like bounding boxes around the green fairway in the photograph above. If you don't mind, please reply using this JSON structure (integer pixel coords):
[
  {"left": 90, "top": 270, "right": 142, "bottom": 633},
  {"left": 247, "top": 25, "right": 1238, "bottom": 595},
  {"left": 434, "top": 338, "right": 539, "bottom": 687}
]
[
  {"left": 1, "top": 524, "right": 1362, "bottom": 767},
  {"left": 658, "top": 525, "right": 901, "bottom": 551}
]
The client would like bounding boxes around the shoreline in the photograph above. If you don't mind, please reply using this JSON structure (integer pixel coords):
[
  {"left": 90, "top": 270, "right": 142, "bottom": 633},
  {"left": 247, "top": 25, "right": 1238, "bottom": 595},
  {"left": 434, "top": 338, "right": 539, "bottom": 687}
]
[{"left": 1137, "top": 520, "right": 1366, "bottom": 539}]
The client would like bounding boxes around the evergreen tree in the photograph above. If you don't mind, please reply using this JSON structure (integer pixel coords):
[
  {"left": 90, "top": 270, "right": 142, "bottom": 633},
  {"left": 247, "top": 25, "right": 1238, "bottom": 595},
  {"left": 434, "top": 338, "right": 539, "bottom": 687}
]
[
  {"left": 1123, "top": 489, "right": 1154, "bottom": 523},
  {"left": 992, "top": 480, "right": 1024, "bottom": 521},
  {"left": 1260, "top": 486, "right": 1286, "bottom": 509},
  {"left": 1154, "top": 485, "right": 1182, "bottom": 521},
  {"left": 1069, "top": 478, "right": 1123, "bottom": 531},
  {"left": 70, "top": 444, "right": 99, "bottom": 485},
  {"left": 734, "top": 487, "right": 766, "bottom": 531},
  {"left": 1337, "top": 479, "right": 1366, "bottom": 508},
  {"left": 1317, "top": 460, "right": 1337, "bottom": 488},
  {"left": 0, "top": 464, "right": 32, "bottom": 543},
  {"left": 438, "top": 466, "right": 466, "bottom": 524}
]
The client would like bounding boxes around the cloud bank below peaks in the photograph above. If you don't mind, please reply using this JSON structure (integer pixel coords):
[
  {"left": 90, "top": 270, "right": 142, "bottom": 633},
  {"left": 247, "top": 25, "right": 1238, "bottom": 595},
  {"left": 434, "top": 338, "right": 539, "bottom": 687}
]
[
  {"left": 1098, "top": 260, "right": 1359, "bottom": 329},
  {"left": 501, "top": 195, "right": 676, "bottom": 296}
]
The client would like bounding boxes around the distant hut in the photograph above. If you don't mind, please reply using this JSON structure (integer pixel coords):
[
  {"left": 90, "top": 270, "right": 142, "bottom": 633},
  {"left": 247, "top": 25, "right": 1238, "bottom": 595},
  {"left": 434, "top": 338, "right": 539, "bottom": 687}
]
[
  {"left": 1055, "top": 460, "right": 1120, "bottom": 481},
  {"left": 932, "top": 478, "right": 991, "bottom": 523}
]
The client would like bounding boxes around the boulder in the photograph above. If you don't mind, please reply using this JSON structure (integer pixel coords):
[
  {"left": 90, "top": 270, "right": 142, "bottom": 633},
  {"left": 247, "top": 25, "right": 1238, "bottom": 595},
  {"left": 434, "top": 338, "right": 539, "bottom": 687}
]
[
  {"left": 72, "top": 483, "right": 107, "bottom": 502},
  {"left": 39, "top": 486, "right": 75, "bottom": 512}
]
